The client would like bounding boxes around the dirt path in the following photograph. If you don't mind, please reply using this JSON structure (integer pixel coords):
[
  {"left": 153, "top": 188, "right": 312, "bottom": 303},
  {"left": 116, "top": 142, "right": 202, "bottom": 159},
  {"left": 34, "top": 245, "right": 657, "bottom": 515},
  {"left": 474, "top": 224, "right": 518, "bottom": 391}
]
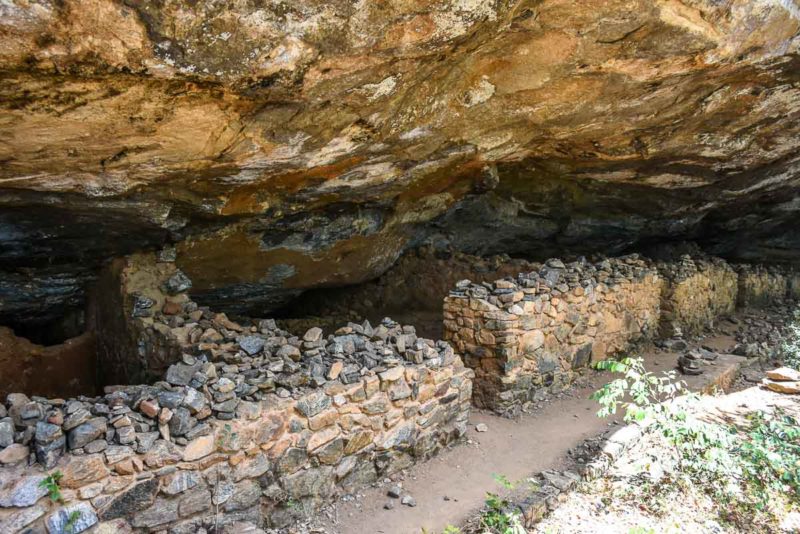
[
  {"left": 323, "top": 334, "right": 743, "bottom": 534},
  {"left": 326, "top": 372, "right": 620, "bottom": 534}
]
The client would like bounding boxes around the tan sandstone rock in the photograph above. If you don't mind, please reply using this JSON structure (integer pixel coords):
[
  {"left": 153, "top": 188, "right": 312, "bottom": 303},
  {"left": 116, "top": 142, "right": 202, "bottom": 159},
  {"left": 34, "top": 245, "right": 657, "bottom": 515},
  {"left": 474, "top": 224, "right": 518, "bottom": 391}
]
[
  {"left": 766, "top": 367, "right": 800, "bottom": 382},
  {"left": 763, "top": 379, "right": 800, "bottom": 395}
]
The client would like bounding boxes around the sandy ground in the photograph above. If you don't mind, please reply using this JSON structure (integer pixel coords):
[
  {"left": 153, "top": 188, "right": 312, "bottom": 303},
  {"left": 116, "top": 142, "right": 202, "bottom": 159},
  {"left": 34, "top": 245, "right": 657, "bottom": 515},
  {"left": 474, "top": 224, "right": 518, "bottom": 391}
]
[{"left": 323, "top": 334, "right": 743, "bottom": 534}]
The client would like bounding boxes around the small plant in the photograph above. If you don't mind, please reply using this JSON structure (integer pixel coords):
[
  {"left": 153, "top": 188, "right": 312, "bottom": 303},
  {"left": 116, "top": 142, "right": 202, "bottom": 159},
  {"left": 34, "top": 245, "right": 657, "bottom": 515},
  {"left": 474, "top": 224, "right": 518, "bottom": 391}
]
[
  {"left": 737, "top": 409, "right": 800, "bottom": 508},
  {"left": 592, "top": 356, "right": 800, "bottom": 529},
  {"left": 590, "top": 357, "right": 685, "bottom": 423},
  {"left": 39, "top": 471, "right": 64, "bottom": 503},
  {"left": 216, "top": 423, "right": 238, "bottom": 450},
  {"left": 441, "top": 526, "right": 462, "bottom": 534},
  {"left": 492, "top": 473, "right": 515, "bottom": 490},
  {"left": 478, "top": 474, "right": 527, "bottom": 533},
  {"left": 481, "top": 492, "right": 512, "bottom": 531},
  {"left": 64, "top": 510, "right": 82, "bottom": 534},
  {"left": 592, "top": 357, "right": 740, "bottom": 475}
]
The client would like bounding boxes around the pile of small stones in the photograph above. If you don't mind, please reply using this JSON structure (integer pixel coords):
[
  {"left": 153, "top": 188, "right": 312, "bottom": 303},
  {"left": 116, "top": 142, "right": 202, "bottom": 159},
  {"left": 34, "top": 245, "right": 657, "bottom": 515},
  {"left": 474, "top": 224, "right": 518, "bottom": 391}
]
[
  {"left": 732, "top": 304, "right": 797, "bottom": 359},
  {"left": 0, "top": 315, "right": 455, "bottom": 469},
  {"left": 449, "top": 255, "right": 654, "bottom": 313},
  {"left": 655, "top": 254, "right": 732, "bottom": 283}
]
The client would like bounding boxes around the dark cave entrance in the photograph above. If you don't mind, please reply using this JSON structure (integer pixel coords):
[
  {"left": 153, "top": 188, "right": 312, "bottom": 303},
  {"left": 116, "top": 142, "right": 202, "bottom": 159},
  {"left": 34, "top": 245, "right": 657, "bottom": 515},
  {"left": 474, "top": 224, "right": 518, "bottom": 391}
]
[
  {"left": 0, "top": 306, "right": 99, "bottom": 400},
  {"left": 5, "top": 307, "right": 86, "bottom": 347},
  {"left": 270, "top": 246, "right": 542, "bottom": 340}
]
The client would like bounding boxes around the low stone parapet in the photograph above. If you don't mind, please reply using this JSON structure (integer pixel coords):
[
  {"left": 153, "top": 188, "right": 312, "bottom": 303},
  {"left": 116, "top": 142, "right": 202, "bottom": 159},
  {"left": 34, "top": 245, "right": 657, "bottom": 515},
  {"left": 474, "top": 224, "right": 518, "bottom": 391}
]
[
  {"left": 443, "top": 255, "right": 661, "bottom": 415},
  {"left": 0, "top": 348, "right": 470, "bottom": 532}
]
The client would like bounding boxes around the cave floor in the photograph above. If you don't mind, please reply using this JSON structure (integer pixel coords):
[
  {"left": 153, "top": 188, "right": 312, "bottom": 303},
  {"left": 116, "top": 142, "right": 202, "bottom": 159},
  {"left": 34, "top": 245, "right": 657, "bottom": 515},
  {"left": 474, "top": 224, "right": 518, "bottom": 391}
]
[{"left": 317, "top": 333, "right": 746, "bottom": 534}]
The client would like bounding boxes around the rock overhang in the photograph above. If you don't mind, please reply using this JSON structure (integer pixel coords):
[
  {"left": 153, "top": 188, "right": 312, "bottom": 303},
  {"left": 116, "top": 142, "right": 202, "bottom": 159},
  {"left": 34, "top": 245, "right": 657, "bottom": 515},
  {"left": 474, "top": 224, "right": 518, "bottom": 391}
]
[{"left": 1, "top": 0, "right": 800, "bottom": 321}]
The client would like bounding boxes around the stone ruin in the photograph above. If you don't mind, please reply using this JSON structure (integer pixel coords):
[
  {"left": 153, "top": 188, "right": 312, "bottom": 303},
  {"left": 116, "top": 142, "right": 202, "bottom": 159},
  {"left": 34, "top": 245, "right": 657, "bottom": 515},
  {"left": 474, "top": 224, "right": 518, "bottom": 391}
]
[
  {"left": 656, "top": 256, "right": 738, "bottom": 337},
  {"left": 275, "top": 246, "right": 538, "bottom": 340},
  {"left": 0, "top": 248, "right": 797, "bottom": 532},
  {"left": 735, "top": 264, "right": 800, "bottom": 309},
  {"left": 443, "top": 256, "right": 662, "bottom": 414},
  {"left": 445, "top": 254, "right": 799, "bottom": 415},
  {"left": 0, "top": 252, "right": 472, "bottom": 533}
]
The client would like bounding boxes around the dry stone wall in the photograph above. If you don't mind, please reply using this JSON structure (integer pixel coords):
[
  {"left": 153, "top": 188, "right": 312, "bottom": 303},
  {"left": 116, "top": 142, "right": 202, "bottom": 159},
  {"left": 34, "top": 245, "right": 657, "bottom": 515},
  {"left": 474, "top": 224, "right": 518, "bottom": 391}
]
[
  {"left": 735, "top": 264, "right": 794, "bottom": 308},
  {"left": 656, "top": 256, "right": 738, "bottom": 337},
  {"left": 444, "top": 252, "right": 799, "bottom": 415},
  {"left": 443, "top": 256, "right": 661, "bottom": 415},
  {"left": 0, "top": 246, "right": 796, "bottom": 531},
  {"left": 0, "top": 252, "right": 472, "bottom": 533}
]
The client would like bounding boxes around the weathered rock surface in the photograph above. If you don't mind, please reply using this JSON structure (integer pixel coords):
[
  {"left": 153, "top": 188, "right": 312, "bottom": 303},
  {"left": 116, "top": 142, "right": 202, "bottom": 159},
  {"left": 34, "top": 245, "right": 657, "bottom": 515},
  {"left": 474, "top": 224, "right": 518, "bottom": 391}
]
[{"left": 1, "top": 0, "right": 800, "bottom": 321}]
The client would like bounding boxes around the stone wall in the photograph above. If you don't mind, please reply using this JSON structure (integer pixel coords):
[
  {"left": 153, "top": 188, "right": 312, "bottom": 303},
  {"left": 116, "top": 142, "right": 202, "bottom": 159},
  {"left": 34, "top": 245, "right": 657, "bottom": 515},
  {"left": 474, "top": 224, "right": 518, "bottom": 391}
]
[
  {"left": 91, "top": 251, "right": 195, "bottom": 385},
  {"left": 443, "top": 252, "right": 799, "bottom": 415},
  {"left": 443, "top": 256, "right": 661, "bottom": 415},
  {"left": 656, "top": 256, "right": 738, "bottom": 337},
  {"left": 735, "top": 264, "right": 792, "bottom": 308},
  {"left": 0, "top": 253, "right": 471, "bottom": 533}
]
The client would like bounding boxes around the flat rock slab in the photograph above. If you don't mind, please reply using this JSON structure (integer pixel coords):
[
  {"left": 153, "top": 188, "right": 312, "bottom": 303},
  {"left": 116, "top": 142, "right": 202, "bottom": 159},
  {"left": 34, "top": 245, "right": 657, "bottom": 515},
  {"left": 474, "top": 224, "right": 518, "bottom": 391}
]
[
  {"left": 763, "top": 379, "right": 800, "bottom": 394},
  {"left": 767, "top": 367, "right": 800, "bottom": 382},
  {"left": 643, "top": 350, "right": 747, "bottom": 394}
]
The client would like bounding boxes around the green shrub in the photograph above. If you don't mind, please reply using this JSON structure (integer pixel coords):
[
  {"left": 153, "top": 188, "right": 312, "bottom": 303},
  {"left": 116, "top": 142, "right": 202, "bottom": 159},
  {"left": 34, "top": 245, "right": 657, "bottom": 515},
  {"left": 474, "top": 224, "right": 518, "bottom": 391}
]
[
  {"left": 38, "top": 471, "right": 64, "bottom": 503},
  {"left": 737, "top": 409, "right": 800, "bottom": 509},
  {"left": 476, "top": 474, "right": 527, "bottom": 534},
  {"left": 592, "top": 357, "right": 800, "bottom": 527}
]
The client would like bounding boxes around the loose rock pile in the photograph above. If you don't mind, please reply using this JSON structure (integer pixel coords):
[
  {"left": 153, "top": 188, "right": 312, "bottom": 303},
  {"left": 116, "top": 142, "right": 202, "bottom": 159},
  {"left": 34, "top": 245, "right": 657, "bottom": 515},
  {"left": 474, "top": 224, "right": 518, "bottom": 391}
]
[
  {"left": 444, "top": 255, "right": 661, "bottom": 415},
  {"left": 732, "top": 306, "right": 797, "bottom": 360},
  {"left": 0, "top": 316, "right": 461, "bottom": 467}
]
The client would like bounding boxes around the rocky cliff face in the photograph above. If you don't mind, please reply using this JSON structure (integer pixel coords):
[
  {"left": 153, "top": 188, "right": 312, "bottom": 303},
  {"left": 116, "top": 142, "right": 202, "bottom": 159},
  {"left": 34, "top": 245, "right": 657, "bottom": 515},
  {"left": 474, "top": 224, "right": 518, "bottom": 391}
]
[{"left": 1, "top": 0, "right": 799, "bottom": 326}]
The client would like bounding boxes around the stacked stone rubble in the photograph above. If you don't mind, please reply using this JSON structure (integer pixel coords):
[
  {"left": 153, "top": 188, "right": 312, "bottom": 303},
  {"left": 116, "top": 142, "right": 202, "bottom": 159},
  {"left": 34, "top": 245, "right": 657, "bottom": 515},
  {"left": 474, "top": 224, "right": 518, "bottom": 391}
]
[
  {"left": 445, "top": 252, "right": 800, "bottom": 416},
  {"left": 443, "top": 255, "right": 661, "bottom": 415},
  {"left": 0, "top": 252, "right": 472, "bottom": 533},
  {"left": 656, "top": 255, "right": 738, "bottom": 337},
  {"left": 1, "top": 246, "right": 797, "bottom": 532},
  {"left": 278, "top": 246, "right": 539, "bottom": 337}
]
